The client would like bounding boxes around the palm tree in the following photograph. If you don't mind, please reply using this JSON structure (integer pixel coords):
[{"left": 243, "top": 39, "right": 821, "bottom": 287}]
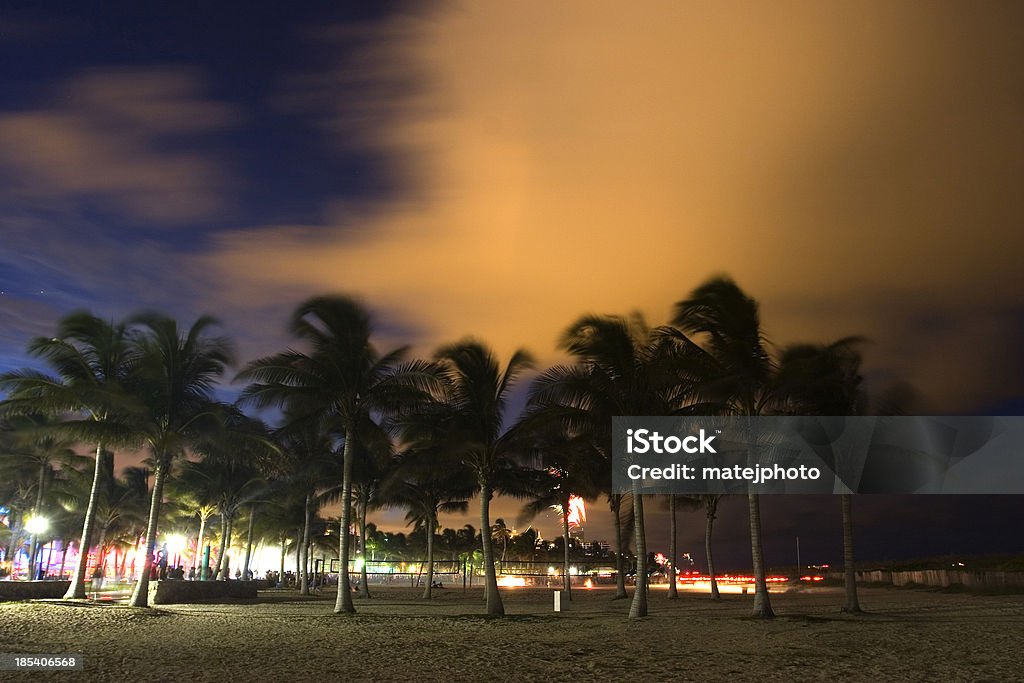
[
  {"left": 384, "top": 445, "right": 473, "bottom": 599},
  {"left": 429, "top": 341, "right": 534, "bottom": 616},
  {"left": 514, "top": 416, "right": 601, "bottom": 601},
  {"left": 166, "top": 469, "right": 219, "bottom": 577},
  {"left": 701, "top": 494, "right": 723, "bottom": 599},
  {"left": 115, "top": 466, "right": 151, "bottom": 580},
  {"left": 349, "top": 417, "right": 396, "bottom": 599},
  {"left": 670, "top": 277, "right": 784, "bottom": 618},
  {"left": 238, "top": 295, "right": 439, "bottom": 615},
  {"left": 491, "top": 518, "right": 513, "bottom": 565},
  {"left": 274, "top": 414, "right": 339, "bottom": 594},
  {"left": 0, "top": 312, "right": 137, "bottom": 598},
  {"left": 776, "top": 338, "right": 870, "bottom": 613},
  {"left": 526, "top": 361, "right": 634, "bottom": 601},
  {"left": 531, "top": 314, "right": 684, "bottom": 618},
  {"left": 126, "top": 313, "right": 234, "bottom": 607},
  {"left": 665, "top": 495, "right": 701, "bottom": 599},
  {"left": 0, "top": 415, "right": 81, "bottom": 578},
  {"left": 176, "top": 447, "right": 266, "bottom": 581}
]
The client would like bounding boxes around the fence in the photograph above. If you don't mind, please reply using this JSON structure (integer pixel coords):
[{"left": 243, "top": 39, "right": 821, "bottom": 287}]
[
  {"left": 828, "top": 569, "right": 1024, "bottom": 589},
  {"left": 326, "top": 559, "right": 463, "bottom": 587}
]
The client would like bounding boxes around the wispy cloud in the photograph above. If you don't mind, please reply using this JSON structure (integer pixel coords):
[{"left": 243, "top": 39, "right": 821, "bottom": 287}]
[{"left": 0, "top": 67, "right": 239, "bottom": 223}]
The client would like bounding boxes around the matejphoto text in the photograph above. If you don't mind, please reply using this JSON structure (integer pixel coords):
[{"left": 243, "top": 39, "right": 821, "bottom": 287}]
[{"left": 626, "top": 462, "right": 822, "bottom": 483}]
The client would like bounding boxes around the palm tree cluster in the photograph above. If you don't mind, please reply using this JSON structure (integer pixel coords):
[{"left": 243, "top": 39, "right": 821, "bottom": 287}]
[{"left": 0, "top": 277, "right": 884, "bottom": 618}]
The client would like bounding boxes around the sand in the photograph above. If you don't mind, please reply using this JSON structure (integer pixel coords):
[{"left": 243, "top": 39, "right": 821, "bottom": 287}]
[{"left": 2, "top": 585, "right": 1022, "bottom": 681}]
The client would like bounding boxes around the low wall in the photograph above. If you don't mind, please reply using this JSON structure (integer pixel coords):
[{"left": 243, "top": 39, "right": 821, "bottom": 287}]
[
  {"left": 148, "top": 579, "right": 259, "bottom": 604},
  {"left": 828, "top": 570, "right": 1024, "bottom": 588},
  {"left": 0, "top": 580, "right": 72, "bottom": 601}
]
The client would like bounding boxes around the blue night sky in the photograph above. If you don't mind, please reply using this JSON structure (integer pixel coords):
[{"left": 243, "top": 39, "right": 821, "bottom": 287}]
[{"left": 1, "top": 1, "right": 1023, "bottom": 566}]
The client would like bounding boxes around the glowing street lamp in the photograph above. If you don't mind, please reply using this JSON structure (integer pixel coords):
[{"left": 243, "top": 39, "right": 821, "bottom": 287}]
[
  {"left": 25, "top": 515, "right": 49, "bottom": 536},
  {"left": 24, "top": 515, "right": 50, "bottom": 579},
  {"left": 166, "top": 534, "right": 187, "bottom": 555}
]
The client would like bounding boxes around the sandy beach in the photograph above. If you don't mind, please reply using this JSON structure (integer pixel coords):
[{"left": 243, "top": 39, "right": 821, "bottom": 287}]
[{"left": 2, "top": 585, "right": 1022, "bottom": 681}]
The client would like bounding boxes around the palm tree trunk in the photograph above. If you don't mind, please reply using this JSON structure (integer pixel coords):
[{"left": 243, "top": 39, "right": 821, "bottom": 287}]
[
  {"left": 28, "top": 461, "right": 47, "bottom": 580},
  {"left": 299, "top": 494, "right": 312, "bottom": 594},
  {"left": 705, "top": 498, "right": 720, "bottom": 600},
  {"left": 278, "top": 533, "right": 286, "bottom": 587},
  {"left": 222, "top": 517, "right": 234, "bottom": 579},
  {"left": 59, "top": 541, "right": 69, "bottom": 579},
  {"left": 479, "top": 479, "right": 504, "bottom": 616},
  {"left": 195, "top": 513, "right": 208, "bottom": 574},
  {"left": 334, "top": 428, "right": 356, "bottom": 614},
  {"left": 561, "top": 496, "right": 572, "bottom": 600},
  {"left": 610, "top": 494, "right": 627, "bottom": 599},
  {"left": 841, "top": 494, "right": 862, "bottom": 613},
  {"left": 358, "top": 492, "right": 370, "bottom": 599},
  {"left": 748, "top": 493, "right": 774, "bottom": 618},
  {"left": 129, "top": 462, "right": 168, "bottom": 608},
  {"left": 668, "top": 495, "right": 678, "bottom": 599},
  {"left": 242, "top": 504, "right": 256, "bottom": 579},
  {"left": 65, "top": 444, "right": 106, "bottom": 599},
  {"left": 422, "top": 509, "right": 435, "bottom": 600},
  {"left": 214, "top": 514, "right": 229, "bottom": 579},
  {"left": 306, "top": 541, "right": 312, "bottom": 584},
  {"left": 628, "top": 486, "right": 648, "bottom": 618}
]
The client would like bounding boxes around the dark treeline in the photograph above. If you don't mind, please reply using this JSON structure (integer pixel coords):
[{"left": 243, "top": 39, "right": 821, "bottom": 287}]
[{"left": 0, "top": 276, "right": 903, "bottom": 617}]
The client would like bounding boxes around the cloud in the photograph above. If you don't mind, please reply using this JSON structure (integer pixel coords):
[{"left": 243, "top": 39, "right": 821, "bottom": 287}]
[
  {"left": 0, "top": 67, "right": 238, "bottom": 223},
  {"left": 201, "top": 1, "right": 1024, "bottom": 412}
]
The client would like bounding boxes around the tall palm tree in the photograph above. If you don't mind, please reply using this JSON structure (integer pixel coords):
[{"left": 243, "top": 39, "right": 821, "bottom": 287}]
[
  {"left": 701, "top": 494, "right": 723, "bottom": 599},
  {"left": 665, "top": 495, "right": 701, "bottom": 599},
  {"left": 126, "top": 313, "right": 234, "bottom": 607},
  {"left": 238, "top": 295, "right": 439, "bottom": 615},
  {"left": 431, "top": 340, "right": 534, "bottom": 616},
  {"left": 670, "top": 277, "right": 784, "bottom": 619},
  {"left": 0, "top": 312, "right": 138, "bottom": 598},
  {"left": 776, "top": 338, "right": 870, "bottom": 613},
  {"left": 530, "top": 314, "right": 684, "bottom": 618}
]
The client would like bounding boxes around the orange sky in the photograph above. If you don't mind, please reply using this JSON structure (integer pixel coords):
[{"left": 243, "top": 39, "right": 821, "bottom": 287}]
[{"left": 202, "top": 1, "right": 1024, "bottom": 415}]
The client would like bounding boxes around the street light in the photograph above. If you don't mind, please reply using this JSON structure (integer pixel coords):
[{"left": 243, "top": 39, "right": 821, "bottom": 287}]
[
  {"left": 166, "top": 534, "right": 187, "bottom": 555},
  {"left": 25, "top": 515, "right": 49, "bottom": 536},
  {"left": 24, "top": 515, "right": 50, "bottom": 580}
]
